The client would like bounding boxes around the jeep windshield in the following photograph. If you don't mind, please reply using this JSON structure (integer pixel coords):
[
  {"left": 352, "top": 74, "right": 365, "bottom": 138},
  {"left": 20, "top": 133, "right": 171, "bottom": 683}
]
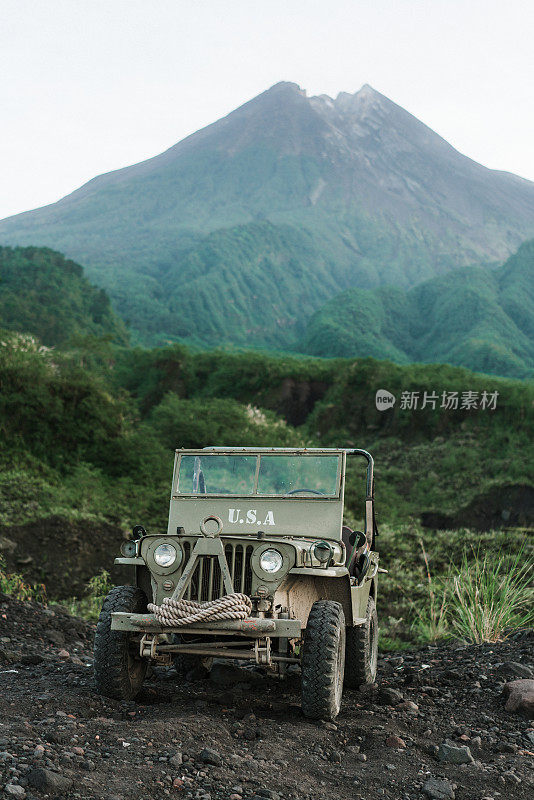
[{"left": 176, "top": 453, "right": 341, "bottom": 497}]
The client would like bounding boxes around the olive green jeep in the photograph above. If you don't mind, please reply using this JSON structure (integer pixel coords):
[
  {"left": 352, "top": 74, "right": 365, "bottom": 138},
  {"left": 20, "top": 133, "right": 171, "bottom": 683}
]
[{"left": 94, "top": 447, "right": 379, "bottom": 720}]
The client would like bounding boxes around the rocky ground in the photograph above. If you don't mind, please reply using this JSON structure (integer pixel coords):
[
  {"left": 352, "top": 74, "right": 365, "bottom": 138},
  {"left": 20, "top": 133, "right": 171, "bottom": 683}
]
[{"left": 0, "top": 593, "right": 533, "bottom": 800}]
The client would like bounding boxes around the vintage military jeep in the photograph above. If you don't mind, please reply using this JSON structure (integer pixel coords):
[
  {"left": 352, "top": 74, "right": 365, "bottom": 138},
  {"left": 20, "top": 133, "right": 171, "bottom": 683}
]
[{"left": 94, "top": 447, "right": 379, "bottom": 720}]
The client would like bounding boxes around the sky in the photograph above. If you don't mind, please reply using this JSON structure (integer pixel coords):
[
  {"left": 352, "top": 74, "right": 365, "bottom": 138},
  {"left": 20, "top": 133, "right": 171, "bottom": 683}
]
[{"left": 1, "top": 0, "right": 533, "bottom": 219}]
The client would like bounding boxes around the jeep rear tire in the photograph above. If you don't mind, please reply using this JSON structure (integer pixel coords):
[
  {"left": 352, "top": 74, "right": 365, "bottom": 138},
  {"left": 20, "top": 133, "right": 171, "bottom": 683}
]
[
  {"left": 301, "top": 600, "right": 346, "bottom": 720},
  {"left": 344, "top": 595, "right": 378, "bottom": 688},
  {"left": 94, "top": 585, "right": 148, "bottom": 700}
]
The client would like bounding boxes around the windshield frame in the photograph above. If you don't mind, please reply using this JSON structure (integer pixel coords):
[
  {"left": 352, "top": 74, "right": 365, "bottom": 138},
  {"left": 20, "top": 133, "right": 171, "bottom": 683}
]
[{"left": 173, "top": 449, "right": 344, "bottom": 500}]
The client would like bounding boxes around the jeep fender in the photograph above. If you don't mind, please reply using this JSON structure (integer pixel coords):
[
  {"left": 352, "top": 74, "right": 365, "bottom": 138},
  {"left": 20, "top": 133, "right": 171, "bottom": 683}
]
[{"left": 273, "top": 573, "right": 373, "bottom": 628}]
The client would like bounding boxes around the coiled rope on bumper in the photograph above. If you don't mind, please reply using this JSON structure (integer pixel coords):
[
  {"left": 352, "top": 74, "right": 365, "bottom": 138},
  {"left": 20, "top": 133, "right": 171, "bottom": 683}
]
[{"left": 147, "top": 593, "right": 252, "bottom": 627}]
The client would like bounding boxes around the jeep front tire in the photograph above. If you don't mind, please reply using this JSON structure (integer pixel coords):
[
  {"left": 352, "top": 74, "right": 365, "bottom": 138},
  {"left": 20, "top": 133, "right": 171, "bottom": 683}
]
[
  {"left": 94, "top": 585, "right": 148, "bottom": 700},
  {"left": 301, "top": 600, "right": 346, "bottom": 720}
]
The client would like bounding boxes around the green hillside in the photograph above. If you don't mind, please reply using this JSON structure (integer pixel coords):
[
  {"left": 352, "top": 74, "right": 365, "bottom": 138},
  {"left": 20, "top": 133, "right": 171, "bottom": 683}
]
[
  {"left": 0, "top": 246, "right": 129, "bottom": 346},
  {"left": 302, "top": 240, "right": 534, "bottom": 378},
  {"left": 2, "top": 337, "right": 530, "bottom": 532},
  {"left": 1, "top": 83, "right": 533, "bottom": 348},
  {"left": 1, "top": 335, "right": 532, "bottom": 645}
]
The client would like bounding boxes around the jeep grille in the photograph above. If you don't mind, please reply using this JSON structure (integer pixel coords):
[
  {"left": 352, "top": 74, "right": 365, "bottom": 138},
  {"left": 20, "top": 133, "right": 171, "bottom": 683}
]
[{"left": 180, "top": 540, "right": 254, "bottom": 601}]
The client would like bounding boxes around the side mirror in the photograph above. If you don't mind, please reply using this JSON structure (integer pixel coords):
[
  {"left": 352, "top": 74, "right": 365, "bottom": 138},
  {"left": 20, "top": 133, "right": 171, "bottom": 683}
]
[
  {"left": 349, "top": 530, "right": 367, "bottom": 549},
  {"left": 132, "top": 524, "right": 146, "bottom": 540}
]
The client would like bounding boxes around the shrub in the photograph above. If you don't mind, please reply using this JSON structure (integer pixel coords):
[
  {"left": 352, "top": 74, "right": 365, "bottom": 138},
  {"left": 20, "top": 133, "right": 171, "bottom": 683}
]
[
  {"left": 61, "top": 569, "right": 112, "bottom": 620},
  {"left": 148, "top": 393, "right": 301, "bottom": 449},
  {"left": 0, "top": 554, "right": 47, "bottom": 603}
]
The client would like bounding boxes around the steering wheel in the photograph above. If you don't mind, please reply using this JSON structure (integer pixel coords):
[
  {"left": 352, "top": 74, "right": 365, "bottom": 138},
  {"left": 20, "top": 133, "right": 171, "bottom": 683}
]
[{"left": 286, "top": 488, "right": 325, "bottom": 496}]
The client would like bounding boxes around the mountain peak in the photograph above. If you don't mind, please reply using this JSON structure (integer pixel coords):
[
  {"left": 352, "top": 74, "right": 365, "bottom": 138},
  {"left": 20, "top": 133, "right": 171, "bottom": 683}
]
[
  {"left": 264, "top": 81, "right": 384, "bottom": 107},
  {"left": 333, "top": 83, "right": 388, "bottom": 108},
  {"left": 356, "top": 83, "right": 378, "bottom": 96},
  {"left": 266, "top": 81, "right": 305, "bottom": 96}
]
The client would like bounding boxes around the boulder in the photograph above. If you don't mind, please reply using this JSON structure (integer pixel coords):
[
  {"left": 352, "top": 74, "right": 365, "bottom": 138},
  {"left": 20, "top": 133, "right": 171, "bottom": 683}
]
[
  {"left": 45, "top": 629, "right": 65, "bottom": 646},
  {"left": 397, "top": 700, "right": 419, "bottom": 713},
  {"left": 5, "top": 786, "right": 25, "bottom": 798},
  {"left": 199, "top": 747, "right": 222, "bottom": 766},
  {"left": 437, "top": 740, "right": 474, "bottom": 764},
  {"left": 502, "top": 679, "right": 534, "bottom": 719},
  {"left": 169, "top": 752, "right": 183, "bottom": 768},
  {"left": 385, "top": 735, "right": 406, "bottom": 749},
  {"left": 422, "top": 777, "right": 455, "bottom": 800},
  {"left": 20, "top": 654, "right": 44, "bottom": 665},
  {"left": 495, "top": 661, "right": 533, "bottom": 679},
  {"left": 27, "top": 768, "right": 73, "bottom": 794},
  {"left": 378, "top": 687, "right": 404, "bottom": 705}
]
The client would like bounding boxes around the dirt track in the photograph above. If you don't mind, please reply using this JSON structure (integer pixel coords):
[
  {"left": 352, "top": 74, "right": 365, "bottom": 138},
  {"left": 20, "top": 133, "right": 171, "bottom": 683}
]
[{"left": 1, "top": 593, "right": 533, "bottom": 800}]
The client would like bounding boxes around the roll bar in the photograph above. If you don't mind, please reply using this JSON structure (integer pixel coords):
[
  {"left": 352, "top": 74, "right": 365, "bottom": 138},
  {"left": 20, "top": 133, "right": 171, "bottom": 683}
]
[
  {"left": 344, "top": 449, "right": 376, "bottom": 547},
  {"left": 343, "top": 449, "right": 374, "bottom": 498}
]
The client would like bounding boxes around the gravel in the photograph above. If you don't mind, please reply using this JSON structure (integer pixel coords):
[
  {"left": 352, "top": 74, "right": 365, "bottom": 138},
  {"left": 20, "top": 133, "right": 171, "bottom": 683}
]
[{"left": 0, "top": 593, "right": 532, "bottom": 799}]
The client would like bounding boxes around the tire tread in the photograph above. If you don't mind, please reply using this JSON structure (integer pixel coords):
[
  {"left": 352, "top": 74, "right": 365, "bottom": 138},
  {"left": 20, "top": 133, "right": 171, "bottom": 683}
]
[
  {"left": 344, "top": 596, "right": 378, "bottom": 688},
  {"left": 301, "top": 600, "right": 345, "bottom": 720},
  {"left": 93, "top": 585, "right": 148, "bottom": 700}
]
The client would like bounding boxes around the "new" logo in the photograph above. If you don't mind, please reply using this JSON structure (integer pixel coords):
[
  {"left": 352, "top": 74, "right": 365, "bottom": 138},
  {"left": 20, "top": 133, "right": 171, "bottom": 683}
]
[{"left": 375, "top": 389, "right": 396, "bottom": 411}]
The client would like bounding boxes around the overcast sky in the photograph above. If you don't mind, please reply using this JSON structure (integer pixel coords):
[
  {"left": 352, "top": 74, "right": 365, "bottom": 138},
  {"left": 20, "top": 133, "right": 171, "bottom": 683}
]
[{"left": 1, "top": 0, "right": 533, "bottom": 219}]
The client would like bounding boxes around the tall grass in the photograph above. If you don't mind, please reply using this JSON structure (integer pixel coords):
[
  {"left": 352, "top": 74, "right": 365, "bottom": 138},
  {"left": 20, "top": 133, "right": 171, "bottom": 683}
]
[
  {"left": 448, "top": 546, "right": 534, "bottom": 643},
  {"left": 410, "top": 540, "right": 449, "bottom": 643},
  {"left": 390, "top": 535, "right": 534, "bottom": 647}
]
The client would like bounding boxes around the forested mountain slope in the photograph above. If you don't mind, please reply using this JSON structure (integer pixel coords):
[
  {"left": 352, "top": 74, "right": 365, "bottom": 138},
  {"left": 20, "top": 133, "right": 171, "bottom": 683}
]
[
  {"left": 0, "top": 246, "right": 128, "bottom": 346},
  {"left": 1, "top": 82, "right": 533, "bottom": 346},
  {"left": 302, "top": 240, "right": 534, "bottom": 378}
]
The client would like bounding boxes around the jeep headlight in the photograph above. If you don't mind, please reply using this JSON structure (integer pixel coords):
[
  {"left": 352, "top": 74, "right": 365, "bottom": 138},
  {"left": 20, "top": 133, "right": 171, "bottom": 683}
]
[
  {"left": 153, "top": 543, "right": 178, "bottom": 567},
  {"left": 259, "top": 549, "right": 283, "bottom": 574},
  {"left": 120, "top": 540, "right": 138, "bottom": 557},
  {"left": 312, "top": 541, "right": 333, "bottom": 565}
]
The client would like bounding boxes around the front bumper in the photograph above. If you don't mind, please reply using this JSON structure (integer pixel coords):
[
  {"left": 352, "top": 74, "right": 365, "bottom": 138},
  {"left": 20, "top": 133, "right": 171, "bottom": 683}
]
[{"left": 111, "top": 612, "right": 302, "bottom": 638}]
